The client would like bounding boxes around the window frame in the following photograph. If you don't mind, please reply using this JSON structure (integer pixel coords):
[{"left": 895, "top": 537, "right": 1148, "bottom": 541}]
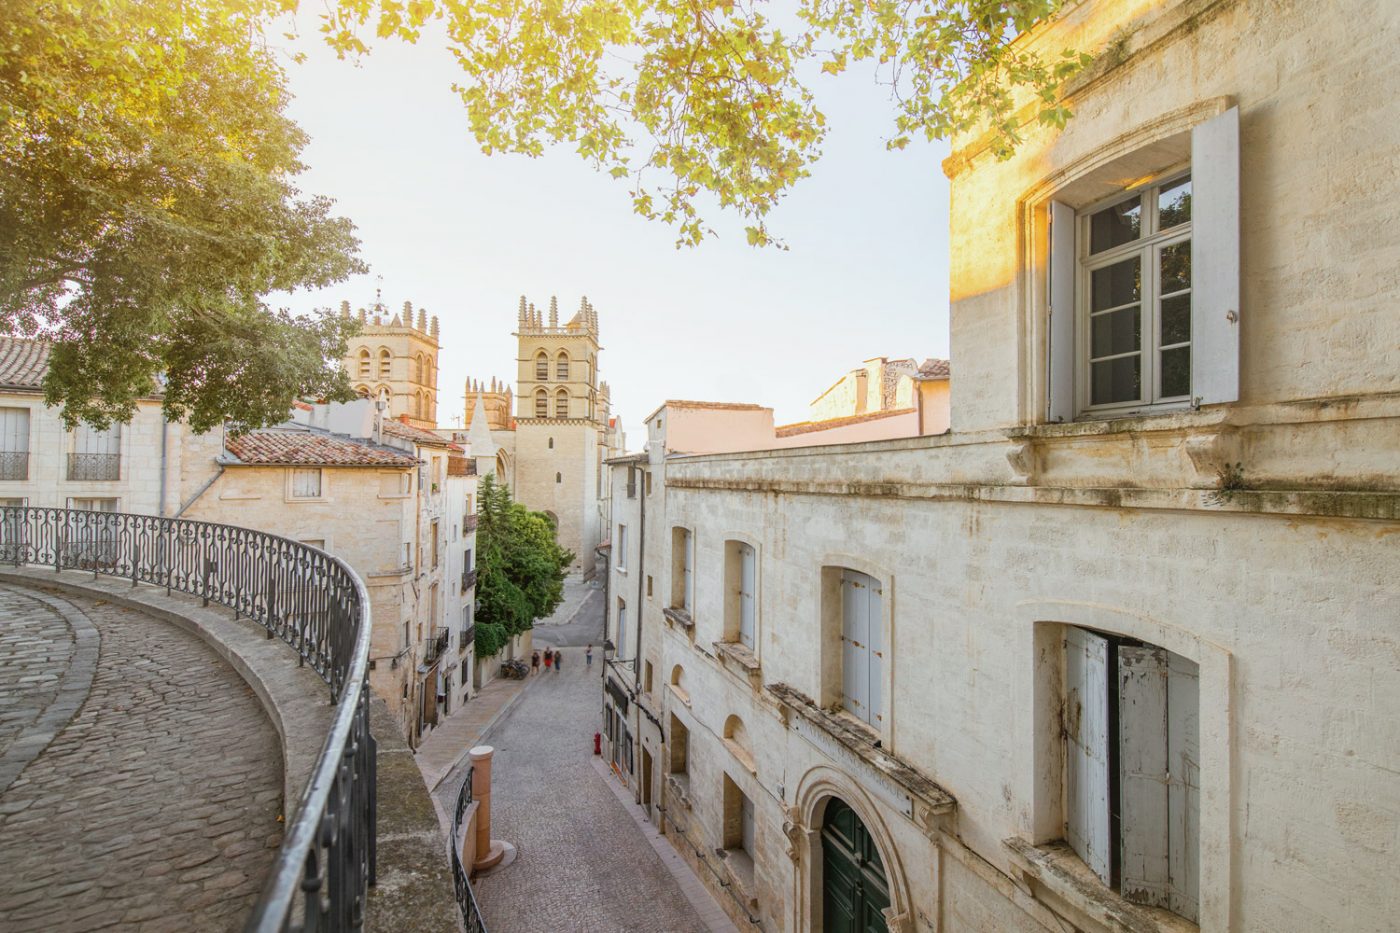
[
  {"left": 1075, "top": 169, "right": 1193, "bottom": 417},
  {"left": 289, "top": 467, "right": 324, "bottom": 500}
]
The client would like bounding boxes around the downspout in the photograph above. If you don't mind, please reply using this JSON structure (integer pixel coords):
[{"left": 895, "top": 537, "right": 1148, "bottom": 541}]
[
  {"left": 634, "top": 465, "right": 645, "bottom": 690},
  {"left": 158, "top": 418, "right": 169, "bottom": 516}
]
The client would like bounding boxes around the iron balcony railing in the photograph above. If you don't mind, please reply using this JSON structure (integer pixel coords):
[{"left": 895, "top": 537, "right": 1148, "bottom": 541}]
[
  {"left": 459, "top": 624, "right": 475, "bottom": 654},
  {"left": 426, "top": 626, "right": 450, "bottom": 667},
  {"left": 67, "top": 452, "right": 121, "bottom": 481},
  {"left": 0, "top": 450, "right": 28, "bottom": 480},
  {"left": 451, "top": 767, "right": 487, "bottom": 933},
  {"left": 464, "top": 514, "right": 478, "bottom": 533},
  {"left": 0, "top": 506, "right": 375, "bottom": 932},
  {"left": 461, "top": 567, "right": 477, "bottom": 593}
]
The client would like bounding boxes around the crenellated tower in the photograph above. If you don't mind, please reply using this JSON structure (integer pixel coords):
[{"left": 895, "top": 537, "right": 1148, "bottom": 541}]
[
  {"left": 463, "top": 376, "right": 514, "bottom": 432},
  {"left": 341, "top": 295, "right": 441, "bottom": 429}
]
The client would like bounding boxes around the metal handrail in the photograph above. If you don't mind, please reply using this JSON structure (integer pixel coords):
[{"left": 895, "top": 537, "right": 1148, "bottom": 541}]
[
  {"left": 451, "top": 767, "right": 487, "bottom": 933},
  {"left": 0, "top": 506, "right": 375, "bottom": 932},
  {"left": 66, "top": 452, "right": 120, "bottom": 481}
]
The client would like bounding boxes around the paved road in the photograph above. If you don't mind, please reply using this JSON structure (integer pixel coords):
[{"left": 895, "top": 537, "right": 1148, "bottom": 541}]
[
  {"left": 0, "top": 586, "right": 283, "bottom": 932},
  {"left": 447, "top": 592, "right": 709, "bottom": 933}
]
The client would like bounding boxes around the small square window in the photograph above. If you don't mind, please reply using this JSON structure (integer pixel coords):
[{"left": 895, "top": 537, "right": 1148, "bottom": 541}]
[{"left": 291, "top": 468, "right": 322, "bottom": 498}]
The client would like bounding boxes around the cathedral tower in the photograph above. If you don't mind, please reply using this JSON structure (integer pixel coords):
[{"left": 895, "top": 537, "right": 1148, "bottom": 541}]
[
  {"left": 512, "top": 295, "right": 604, "bottom": 575},
  {"left": 341, "top": 296, "right": 441, "bottom": 430}
]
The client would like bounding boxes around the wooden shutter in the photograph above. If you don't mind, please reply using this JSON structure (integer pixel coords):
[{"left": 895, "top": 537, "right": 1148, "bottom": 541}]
[
  {"left": 617, "top": 602, "right": 627, "bottom": 652},
  {"left": 738, "top": 544, "right": 756, "bottom": 648},
  {"left": 1048, "top": 200, "right": 1077, "bottom": 422},
  {"left": 740, "top": 791, "right": 756, "bottom": 857},
  {"left": 1191, "top": 106, "right": 1241, "bottom": 406},
  {"left": 1167, "top": 653, "right": 1201, "bottom": 922},
  {"left": 1119, "top": 645, "right": 1171, "bottom": 908},
  {"left": 867, "top": 576, "right": 884, "bottom": 726},
  {"left": 683, "top": 531, "right": 694, "bottom": 611},
  {"left": 1065, "top": 627, "right": 1112, "bottom": 884},
  {"left": 841, "top": 570, "right": 871, "bottom": 723}
]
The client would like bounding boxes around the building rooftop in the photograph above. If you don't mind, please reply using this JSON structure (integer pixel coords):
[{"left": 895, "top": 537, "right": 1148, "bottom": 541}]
[
  {"left": 642, "top": 399, "right": 772, "bottom": 424},
  {"left": 775, "top": 407, "right": 916, "bottom": 438},
  {"left": 381, "top": 417, "right": 459, "bottom": 449},
  {"left": 0, "top": 337, "right": 50, "bottom": 390},
  {"left": 223, "top": 430, "right": 419, "bottom": 467},
  {"left": 914, "top": 358, "right": 951, "bottom": 380}
]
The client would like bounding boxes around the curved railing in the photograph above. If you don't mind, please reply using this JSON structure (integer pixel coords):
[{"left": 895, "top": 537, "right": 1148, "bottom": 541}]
[
  {"left": 451, "top": 766, "right": 488, "bottom": 933},
  {"left": 0, "top": 507, "right": 376, "bottom": 932}
]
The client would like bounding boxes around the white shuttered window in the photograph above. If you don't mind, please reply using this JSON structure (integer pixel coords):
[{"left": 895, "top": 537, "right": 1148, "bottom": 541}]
[
  {"left": 840, "top": 569, "right": 884, "bottom": 728},
  {"left": 291, "top": 468, "right": 322, "bottom": 498},
  {"left": 737, "top": 543, "right": 756, "bottom": 649}
]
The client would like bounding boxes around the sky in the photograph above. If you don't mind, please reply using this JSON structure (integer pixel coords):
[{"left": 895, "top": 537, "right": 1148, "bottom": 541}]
[{"left": 272, "top": 23, "right": 953, "bottom": 438}]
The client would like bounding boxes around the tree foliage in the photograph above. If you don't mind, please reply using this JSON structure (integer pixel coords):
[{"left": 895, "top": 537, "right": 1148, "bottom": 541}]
[
  {"left": 0, "top": 0, "right": 365, "bottom": 430},
  {"left": 473, "top": 474, "right": 575, "bottom": 658},
  {"left": 319, "top": 0, "right": 1090, "bottom": 246}
]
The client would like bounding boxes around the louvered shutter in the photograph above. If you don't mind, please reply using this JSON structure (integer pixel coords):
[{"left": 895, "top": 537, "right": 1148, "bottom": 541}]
[
  {"left": 841, "top": 570, "right": 871, "bottom": 723},
  {"left": 1119, "top": 645, "right": 1170, "bottom": 908},
  {"left": 867, "top": 576, "right": 884, "bottom": 726},
  {"left": 738, "top": 544, "right": 756, "bottom": 648},
  {"left": 1065, "top": 627, "right": 1112, "bottom": 884},
  {"left": 1190, "top": 106, "right": 1241, "bottom": 406},
  {"left": 1167, "top": 654, "right": 1201, "bottom": 922},
  {"left": 683, "top": 531, "right": 694, "bottom": 612},
  {"left": 1048, "top": 201, "right": 1077, "bottom": 422}
]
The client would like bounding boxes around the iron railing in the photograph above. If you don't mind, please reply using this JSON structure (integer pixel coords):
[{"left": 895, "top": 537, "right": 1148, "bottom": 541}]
[
  {"left": 426, "top": 627, "right": 450, "bottom": 667},
  {"left": 461, "top": 567, "right": 477, "bottom": 593},
  {"left": 0, "top": 450, "right": 28, "bottom": 480},
  {"left": 0, "top": 507, "right": 376, "bottom": 932},
  {"left": 459, "top": 624, "right": 475, "bottom": 654},
  {"left": 67, "top": 452, "right": 121, "bottom": 481},
  {"left": 451, "top": 767, "right": 487, "bottom": 933},
  {"left": 464, "top": 514, "right": 478, "bottom": 533}
]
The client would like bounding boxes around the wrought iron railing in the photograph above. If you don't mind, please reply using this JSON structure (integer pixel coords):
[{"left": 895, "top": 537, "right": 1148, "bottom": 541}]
[
  {"left": 0, "top": 506, "right": 375, "bottom": 932},
  {"left": 67, "top": 452, "right": 121, "bottom": 481},
  {"left": 451, "top": 767, "right": 487, "bottom": 933},
  {"left": 464, "top": 514, "right": 478, "bottom": 533},
  {"left": 461, "top": 567, "right": 477, "bottom": 593},
  {"left": 426, "top": 627, "right": 450, "bottom": 666},
  {"left": 0, "top": 450, "right": 28, "bottom": 480},
  {"left": 459, "top": 624, "right": 475, "bottom": 654}
]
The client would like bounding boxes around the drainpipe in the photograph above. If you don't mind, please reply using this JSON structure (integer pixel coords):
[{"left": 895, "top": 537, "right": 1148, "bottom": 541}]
[
  {"left": 634, "top": 465, "right": 645, "bottom": 690},
  {"left": 158, "top": 417, "right": 169, "bottom": 516}
]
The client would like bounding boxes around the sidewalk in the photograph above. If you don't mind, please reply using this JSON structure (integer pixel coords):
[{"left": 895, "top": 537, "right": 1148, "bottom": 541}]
[
  {"left": 533, "top": 574, "right": 599, "bottom": 627},
  {"left": 415, "top": 674, "right": 531, "bottom": 791}
]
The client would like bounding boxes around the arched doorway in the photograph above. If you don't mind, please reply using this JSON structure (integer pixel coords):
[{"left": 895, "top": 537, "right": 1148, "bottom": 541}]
[{"left": 820, "top": 798, "right": 890, "bottom": 933}]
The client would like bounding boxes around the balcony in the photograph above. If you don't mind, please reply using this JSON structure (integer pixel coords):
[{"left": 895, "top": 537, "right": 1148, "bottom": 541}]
[
  {"left": 426, "top": 626, "right": 451, "bottom": 666},
  {"left": 464, "top": 513, "right": 478, "bottom": 533},
  {"left": 461, "top": 567, "right": 477, "bottom": 593},
  {"left": 67, "top": 452, "right": 120, "bottom": 481},
  {"left": 0, "top": 451, "right": 28, "bottom": 480},
  {"left": 459, "top": 624, "right": 475, "bottom": 653}
]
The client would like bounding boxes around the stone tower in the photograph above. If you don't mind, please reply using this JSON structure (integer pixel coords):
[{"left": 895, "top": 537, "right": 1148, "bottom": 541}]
[
  {"left": 341, "top": 296, "right": 441, "bottom": 430},
  {"left": 463, "top": 377, "right": 514, "bottom": 432},
  {"left": 512, "top": 295, "right": 604, "bottom": 576}
]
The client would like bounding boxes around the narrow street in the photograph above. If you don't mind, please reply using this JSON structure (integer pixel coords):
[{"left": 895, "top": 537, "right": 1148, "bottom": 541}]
[{"left": 434, "top": 587, "right": 719, "bottom": 933}]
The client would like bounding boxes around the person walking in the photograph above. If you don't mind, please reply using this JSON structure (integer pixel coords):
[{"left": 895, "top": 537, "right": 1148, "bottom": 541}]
[
  {"left": 554, "top": 649, "right": 563, "bottom": 673},
  {"left": 543, "top": 649, "right": 553, "bottom": 672},
  {"left": 531, "top": 651, "right": 541, "bottom": 675},
  {"left": 585, "top": 644, "right": 593, "bottom": 669}
]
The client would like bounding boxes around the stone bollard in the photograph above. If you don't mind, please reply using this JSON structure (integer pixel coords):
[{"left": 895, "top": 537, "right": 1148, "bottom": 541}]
[{"left": 471, "top": 745, "right": 508, "bottom": 871}]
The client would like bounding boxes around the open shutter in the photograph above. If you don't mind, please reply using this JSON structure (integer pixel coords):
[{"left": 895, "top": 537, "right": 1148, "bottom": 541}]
[
  {"left": 1048, "top": 201, "right": 1077, "bottom": 422},
  {"left": 1167, "top": 654, "right": 1201, "bottom": 922},
  {"left": 841, "top": 570, "right": 870, "bottom": 722},
  {"left": 1065, "top": 627, "right": 1112, "bottom": 884},
  {"left": 683, "top": 531, "right": 694, "bottom": 612},
  {"left": 867, "top": 577, "right": 884, "bottom": 727},
  {"left": 1119, "top": 645, "right": 1170, "bottom": 909},
  {"left": 738, "top": 544, "right": 756, "bottom": 648},
  {"left": 1191, "top": 106, "right": 1241, "bottom": 406}
]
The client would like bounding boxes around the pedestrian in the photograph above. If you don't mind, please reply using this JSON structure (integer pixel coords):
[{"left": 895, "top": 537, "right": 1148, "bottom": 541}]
[
  {"left": 544, "top": 649, "right": 553, "bottom": 671},
  {"left": 531, "top": 651, "right": 541, "bottom": 675},
  {"left": 554, "top": 649, "right": 563, "bottom": 673},
  {"left": 585, "top": 644, "right": 593, "bottom": 669}
]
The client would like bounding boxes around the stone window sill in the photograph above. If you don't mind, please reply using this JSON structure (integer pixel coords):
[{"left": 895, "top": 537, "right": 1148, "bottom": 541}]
[
  {"left": 666, "top": 773, "right": 692, "bottom": 810},
  {"left": 1003, "top": 838, "right": 1198, "bottom": 933},
  {"left": 718, "top": 847, "right": 757, "bottom": 906},
  {"left": 1010, "top": 406, "right": 1226, "bottom": 441},
  {"left": 668, "top": 683, "right": 691, "bottom": 708},
  {"left": 714, "top": 640, "right": 760, "bottom": 672},
  {"left": 662, "top": 607, "right": 694, "bottom": 630}
]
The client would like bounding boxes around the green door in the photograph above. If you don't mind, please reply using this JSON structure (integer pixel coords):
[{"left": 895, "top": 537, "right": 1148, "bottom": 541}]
[{"left": 820, "top": 798, "right": 890, "bottom": 933}]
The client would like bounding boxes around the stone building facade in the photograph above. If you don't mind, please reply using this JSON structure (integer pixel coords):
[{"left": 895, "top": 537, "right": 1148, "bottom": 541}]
[
  {"left": 342, "top": 297, "right": 441, "bottom": 431},
  {"left": 600, "top": 2, "right": 1400, "bottom": 932}
]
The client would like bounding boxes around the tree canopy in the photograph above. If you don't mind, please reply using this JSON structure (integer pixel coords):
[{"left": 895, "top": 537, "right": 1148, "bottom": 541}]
[
  {"left": 472, "top": 474, "right": 575, "bottom": 659},
  {"left": 1, "top": 0, "right": 364, "bottom": 430}
]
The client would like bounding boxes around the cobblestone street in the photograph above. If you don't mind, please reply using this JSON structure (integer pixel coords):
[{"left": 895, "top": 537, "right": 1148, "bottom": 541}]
[
  {"left": 439, "top": 588, "right": 716, "bottom": 933},
  {"left": 0, "top": 584, "right": 284, "bottom": 932}
]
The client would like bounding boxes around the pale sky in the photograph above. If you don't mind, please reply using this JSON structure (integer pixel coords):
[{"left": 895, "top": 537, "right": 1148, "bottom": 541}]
[{"left": 272, "top": 24, "right": 952, "bottom": 438}]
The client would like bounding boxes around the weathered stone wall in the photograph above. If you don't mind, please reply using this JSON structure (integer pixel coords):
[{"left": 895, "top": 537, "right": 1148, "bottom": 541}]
[{"left": 514, "top": 422, "right": 599, "bottom": 576}]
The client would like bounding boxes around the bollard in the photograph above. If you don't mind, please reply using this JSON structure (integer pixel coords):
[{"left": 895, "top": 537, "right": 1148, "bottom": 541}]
[{"left": 471, "top": 745, "right": 507, "bottom": 871}]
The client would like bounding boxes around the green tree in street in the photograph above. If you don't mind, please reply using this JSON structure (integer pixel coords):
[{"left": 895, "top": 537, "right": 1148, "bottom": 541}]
[{"left": 472, "top": 474, "right": 575, "bottom": 659}]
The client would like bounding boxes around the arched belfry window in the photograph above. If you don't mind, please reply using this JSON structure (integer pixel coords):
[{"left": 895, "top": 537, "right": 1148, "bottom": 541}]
[
  {"left": 378, "top": 348, "right": 392, "bottom": 379},
  {"left": 414, "top": 353, "right": 424, "bottom": 384},
  {"left": 555, "top": 389, "right": 569, "bottom": 418},
  {"left": 358, "top": 349, "right": 371, "bottom": 378},
  {"left": 556, "top": 352, "right": 569, "bottom": 380},
  {"left": 535, "top": 351, "right": 549, "bottom": 381},
  {"left": 534, "top": 389, "right": 549, "bottom": 418}
]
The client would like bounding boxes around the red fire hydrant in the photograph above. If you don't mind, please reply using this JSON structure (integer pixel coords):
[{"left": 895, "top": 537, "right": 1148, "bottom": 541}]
[{"left": 594, "top": 731, "right": 602, "bottom": 756}]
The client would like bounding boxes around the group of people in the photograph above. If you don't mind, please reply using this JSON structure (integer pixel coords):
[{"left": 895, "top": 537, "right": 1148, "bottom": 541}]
[{"left": 531, "top": 644, "right": 595, "bottom": 674}]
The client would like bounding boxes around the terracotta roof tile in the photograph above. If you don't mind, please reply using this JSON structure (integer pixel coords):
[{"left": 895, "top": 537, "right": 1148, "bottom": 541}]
[
  {"left": 915, "top": 358, "right": 951, "bottom": 379},
  {"left": 225, "top": 431, "right": 418, "bottom": 467},
  {"left": 775, "top": 407, "right": 916, "bottom": 437},
  {"left": 0, "top": 337, "right": 51, "bottom": 389},
  {"left": 381, "top": 419, "right": 456, "bottom": 448}
]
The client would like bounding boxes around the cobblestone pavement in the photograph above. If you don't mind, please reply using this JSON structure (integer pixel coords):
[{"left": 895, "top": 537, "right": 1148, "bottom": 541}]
[
  {"left": 448, "top": 595, "right": 708, "bottom": 933},
  {"left": 0, "top": 588, "right": 76, "bottom": 759},
  {"left": 0, "top": 585, "right": 284, "bottom": 932}
]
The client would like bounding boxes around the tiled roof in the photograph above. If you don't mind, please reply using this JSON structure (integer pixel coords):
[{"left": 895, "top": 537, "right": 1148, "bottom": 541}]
[
  {"left": 775, "top": 407, "right": 916, "bottom": 437},
  {"left": 224, "top": 430, "right": 419, "bottom": 467},
  {"left": 915, "top": 358, "right": 951, "bottom": 379},
  {"left": 381, "top": 418, "right": 458, "bottom": 449},
  {"left": 0, "top": 337, "right": 51, "bottom": 389}
]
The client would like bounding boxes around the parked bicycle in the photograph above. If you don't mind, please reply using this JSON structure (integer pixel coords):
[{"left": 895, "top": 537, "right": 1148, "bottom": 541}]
[{"left": 500, "top": 658, "right": 529, "bottom": 679}]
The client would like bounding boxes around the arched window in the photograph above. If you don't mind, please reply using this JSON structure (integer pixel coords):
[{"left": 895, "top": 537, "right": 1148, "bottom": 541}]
[
  {"left": 534, "top": 389, "right": 549, "bottom": 418},
  {"left": 414, "top": 353, "right": 424, "bottom": 384},
  {"left": 555, "top": 472, "right": 562, "bottom": 484},
  {"left": 357, "top": 349, "right": 371, "bottom": 378},
  {"left": 556, "top": 351, "right": 569, "bottom": 380},
  {"left": 378, "top": 348, "right": 392, "bottom": 379},
  {"left": 555, "top": 389, "right": 569, "bottom": 418},
  {"left": 411, "top": 392, "right": 421, "bottom": 417},
  {"left": 535, "top": 351, "right": 549, "bottom": 380}
]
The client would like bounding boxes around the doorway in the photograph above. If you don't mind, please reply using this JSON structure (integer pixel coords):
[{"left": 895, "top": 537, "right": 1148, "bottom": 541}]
[
  {"left": 820, "top": 798, "right": 890, "bottom": 933},
  {"left": 641, "top": 747, "right": 653, "bottom": 814}
]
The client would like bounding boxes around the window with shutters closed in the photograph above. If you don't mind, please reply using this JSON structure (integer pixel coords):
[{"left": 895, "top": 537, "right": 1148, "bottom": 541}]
[
  {"left": 69, "top": 422, "right": 121, "bottom": 481},
  {"left": 723, "top": 540, "right": 757, "bottom": 650},
  {"left": 290, "top": 468, "right": 323, "bottom": 499},
  {"left": 1063, "top": 626, "right": 1200, "bottom": 923},
  {"left": 670, "top": 527, "right": 694, "bottom": 614},
  {"left": 0, "top": 408, "right": 30, "bottom": 480},
  {"left": 840, "top": 569, "right": 884, "bottom": 729}
]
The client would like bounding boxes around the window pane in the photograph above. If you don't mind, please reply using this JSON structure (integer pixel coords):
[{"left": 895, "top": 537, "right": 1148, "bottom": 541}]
[
  {"left": 1091, "top": 306, "right": 1141, "bottom": 358},
  {"left": 1158, "top": 175, "right": 1191, "bottom": 229},
  {"left": 1091, "top": 256, "right": 1141, "bottom": 311},
  {"left": 1161, "top": 294, "right": 1191, "bottom": 346},
  {"left": 1091, "top": 355, "right": 1141, "bottom": 405},
  {"left": 1160, "top": 240, "right": 1191, "bottom": 294},
  {"left": 1090, "top": 195, "right": 1142, "bottom": 253},
  {"left": 1161, "top": 346, "right": 1191, "bottom": 398}
]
